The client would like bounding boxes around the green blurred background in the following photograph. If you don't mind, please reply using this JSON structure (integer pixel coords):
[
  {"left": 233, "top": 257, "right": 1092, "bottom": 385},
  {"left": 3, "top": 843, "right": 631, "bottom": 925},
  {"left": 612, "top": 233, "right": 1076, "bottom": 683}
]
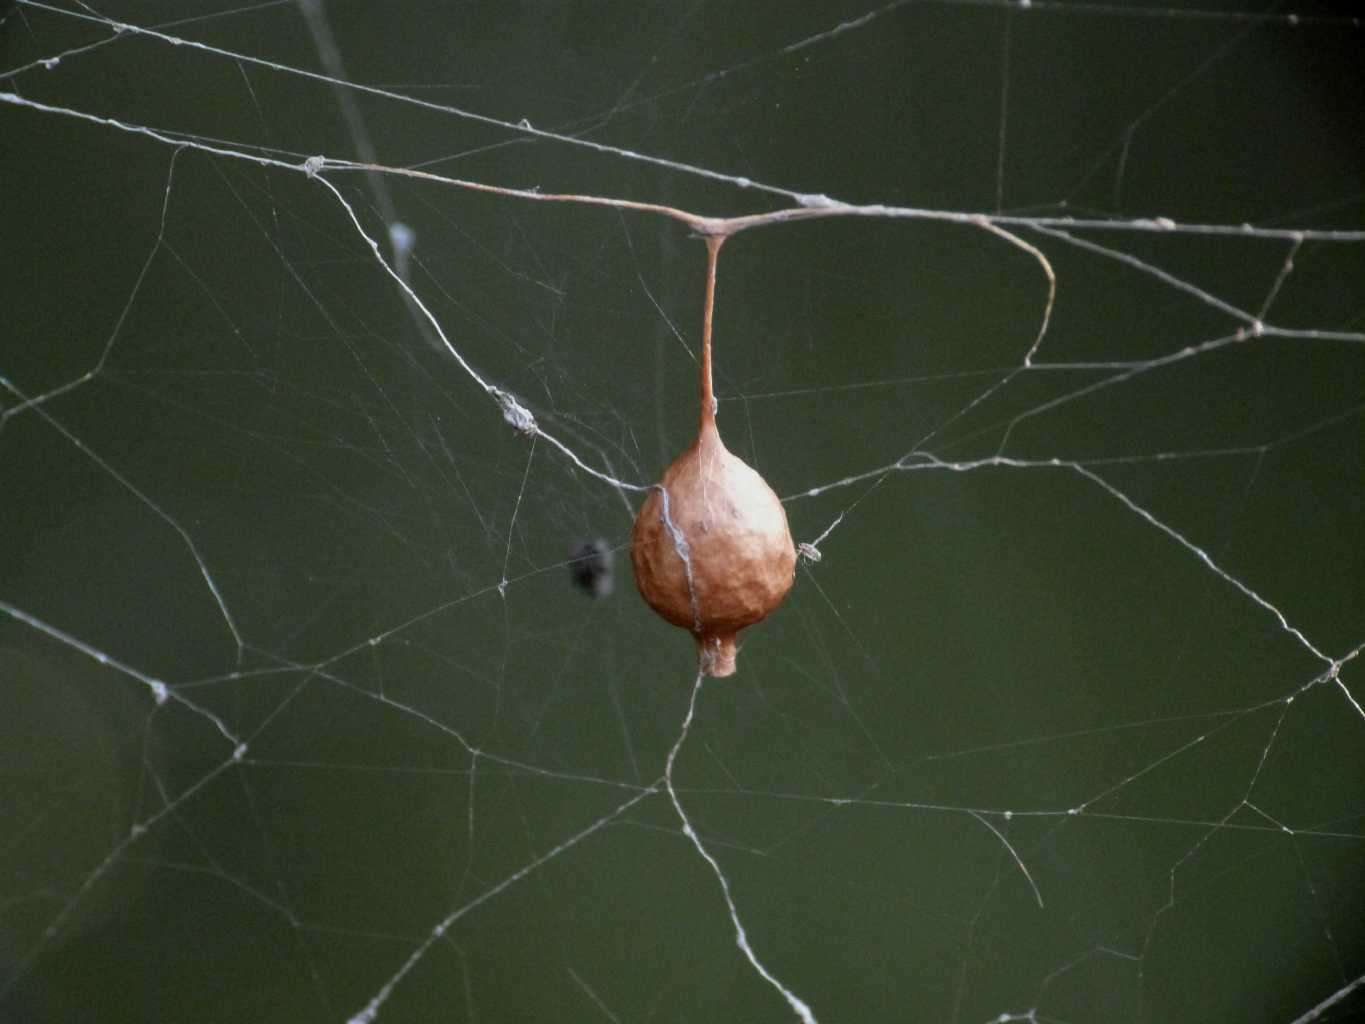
[{"left": 2, "top": 2, "right": 1362, "bottom": 1022}]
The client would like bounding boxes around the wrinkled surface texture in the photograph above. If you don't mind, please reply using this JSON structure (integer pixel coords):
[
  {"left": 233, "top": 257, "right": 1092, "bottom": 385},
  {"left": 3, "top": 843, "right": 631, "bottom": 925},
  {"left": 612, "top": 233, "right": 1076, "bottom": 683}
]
[{"left": 632, "top": 419, "right": 796, "bottom": 675}]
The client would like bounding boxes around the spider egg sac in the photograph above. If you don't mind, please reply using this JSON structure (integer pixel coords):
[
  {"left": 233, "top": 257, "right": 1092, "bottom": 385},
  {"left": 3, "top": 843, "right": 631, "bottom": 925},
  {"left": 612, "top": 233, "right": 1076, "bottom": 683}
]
[{"left": 631, "top": 416, "right": 796, "bottom": 677}]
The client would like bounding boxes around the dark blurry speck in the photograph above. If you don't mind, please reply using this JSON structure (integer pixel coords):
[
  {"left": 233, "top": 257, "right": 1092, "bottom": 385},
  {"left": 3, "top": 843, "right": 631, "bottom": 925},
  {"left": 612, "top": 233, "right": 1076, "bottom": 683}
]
[{"left": 570, "top": 538, "right": 614, "bottom": 598}]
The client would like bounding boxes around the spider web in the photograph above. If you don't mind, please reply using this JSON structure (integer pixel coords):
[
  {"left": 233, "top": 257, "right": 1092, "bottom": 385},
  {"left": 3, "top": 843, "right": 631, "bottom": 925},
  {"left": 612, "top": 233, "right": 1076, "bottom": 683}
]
[{"left": 2, "top": 2, "right": 1363, "bottom": 1022}]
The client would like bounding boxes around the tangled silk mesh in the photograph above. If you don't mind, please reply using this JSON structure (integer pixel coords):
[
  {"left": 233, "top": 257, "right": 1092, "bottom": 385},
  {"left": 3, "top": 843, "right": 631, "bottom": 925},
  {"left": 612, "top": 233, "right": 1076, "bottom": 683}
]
[{"left": 1, "top": 2, "right": 1363, "bottom": 1022}]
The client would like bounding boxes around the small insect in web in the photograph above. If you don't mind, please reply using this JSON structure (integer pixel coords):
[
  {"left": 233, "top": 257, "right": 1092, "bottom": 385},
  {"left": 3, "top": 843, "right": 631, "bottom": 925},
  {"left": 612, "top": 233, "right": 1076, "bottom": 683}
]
[{"left": 569, "top": 538, "right": 614, "bottom": 598}]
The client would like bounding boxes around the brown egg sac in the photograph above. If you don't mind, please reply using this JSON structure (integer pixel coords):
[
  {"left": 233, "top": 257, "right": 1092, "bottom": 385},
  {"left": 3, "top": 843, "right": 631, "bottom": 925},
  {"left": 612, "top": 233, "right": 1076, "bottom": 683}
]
[{"left": 631, "top": 415, "right": 796, "bottom": 677}]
